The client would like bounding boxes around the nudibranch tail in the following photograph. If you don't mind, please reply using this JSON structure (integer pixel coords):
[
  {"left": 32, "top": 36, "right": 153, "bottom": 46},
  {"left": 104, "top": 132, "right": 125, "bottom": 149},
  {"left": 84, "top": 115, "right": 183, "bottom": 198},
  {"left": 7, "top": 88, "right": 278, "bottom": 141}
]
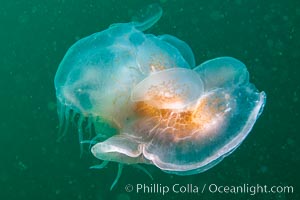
[{"left": 131, "top": 3, "right": 163, "bottom": 31}]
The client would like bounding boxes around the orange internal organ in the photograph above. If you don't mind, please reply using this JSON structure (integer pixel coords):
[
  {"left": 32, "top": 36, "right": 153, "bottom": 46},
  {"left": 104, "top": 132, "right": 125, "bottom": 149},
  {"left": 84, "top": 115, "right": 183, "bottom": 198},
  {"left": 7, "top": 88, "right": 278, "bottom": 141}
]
[
  {"left": 146, "top": 79, "right": 188, "bottom": 108},
  {"left": 134, "top": 92, "right": 230, "bottom": 138}
]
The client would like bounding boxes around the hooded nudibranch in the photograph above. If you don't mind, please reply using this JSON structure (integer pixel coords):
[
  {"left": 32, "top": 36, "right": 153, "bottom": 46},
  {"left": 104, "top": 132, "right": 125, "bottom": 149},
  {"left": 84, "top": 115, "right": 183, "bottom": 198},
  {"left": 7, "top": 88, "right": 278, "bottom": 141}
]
[{"left": 54, "top": 4, "right": 266, "bottom": 190}]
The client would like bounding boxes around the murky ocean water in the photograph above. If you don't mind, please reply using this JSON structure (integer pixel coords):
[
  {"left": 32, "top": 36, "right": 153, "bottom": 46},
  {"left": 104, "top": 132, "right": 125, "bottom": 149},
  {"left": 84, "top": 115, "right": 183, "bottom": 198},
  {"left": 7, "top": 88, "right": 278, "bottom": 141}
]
[{"left": 1, "top": 0, "right": 299, "bottom": 199}]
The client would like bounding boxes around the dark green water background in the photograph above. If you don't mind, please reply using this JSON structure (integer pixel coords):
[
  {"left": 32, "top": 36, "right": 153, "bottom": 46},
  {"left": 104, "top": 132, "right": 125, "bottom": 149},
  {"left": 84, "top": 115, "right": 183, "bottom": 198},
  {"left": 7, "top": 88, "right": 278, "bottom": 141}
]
[{"left": 1, "top": 0, "right": 299, "bottom": 199}]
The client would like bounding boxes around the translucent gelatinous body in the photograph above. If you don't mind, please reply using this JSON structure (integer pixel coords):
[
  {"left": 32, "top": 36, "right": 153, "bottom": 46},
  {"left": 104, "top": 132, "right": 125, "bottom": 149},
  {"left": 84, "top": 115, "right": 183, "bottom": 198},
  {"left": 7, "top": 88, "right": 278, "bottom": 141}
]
[{"left": 54, "top": 4, "right": 266, "bottom": 185}]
